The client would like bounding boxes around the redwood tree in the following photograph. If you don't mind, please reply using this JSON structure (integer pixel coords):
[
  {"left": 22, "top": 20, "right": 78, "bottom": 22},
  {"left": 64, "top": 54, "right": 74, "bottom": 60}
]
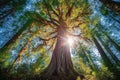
[{"left": 30, "top": 0, "right": 90, "bottom": 80}]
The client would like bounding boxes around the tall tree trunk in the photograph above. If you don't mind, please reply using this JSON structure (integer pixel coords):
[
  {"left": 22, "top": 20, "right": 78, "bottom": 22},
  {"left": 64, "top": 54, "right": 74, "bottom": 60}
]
[
  {"left": 80, "top": 46, "right": 98, "bottom": 71},
  {"left": 84, "top": 50, "right": 98, "bottom": 71},
  {"left": 99, "top": 0, "right": 120, "bottom": 13},
  {"left": 0, "top": 19, "right": 32, "bottom": 51},
  {"left": 97, "top": 36, "right": 120, "bottom": 65},
  {"left": 93, "top": 36, "right": 114, "bottom": 68},
  {"left": 104, "top": 32, "right": 120, "bottom": 52},
  {"left": 108, "top": 14, "right": 120, "bottom": 25},
  {"left": 39, "top": 26, "right": 84, "bottom": 80}
]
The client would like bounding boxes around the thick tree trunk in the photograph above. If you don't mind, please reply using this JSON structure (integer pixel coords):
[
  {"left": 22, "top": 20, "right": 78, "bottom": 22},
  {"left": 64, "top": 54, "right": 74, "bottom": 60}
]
[{"left": 39, "top": 27, "right": 84, "bottom": 80}]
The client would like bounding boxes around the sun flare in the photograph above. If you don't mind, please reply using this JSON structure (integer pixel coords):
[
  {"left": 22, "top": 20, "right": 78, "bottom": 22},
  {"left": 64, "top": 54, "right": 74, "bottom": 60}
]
[{"left": 67, "top": 37, "right": 74, "bottom": 47}]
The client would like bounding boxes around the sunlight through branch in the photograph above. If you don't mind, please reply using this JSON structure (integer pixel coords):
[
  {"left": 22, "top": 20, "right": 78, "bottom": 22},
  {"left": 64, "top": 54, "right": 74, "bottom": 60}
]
[{"left": 67, "top": 37, "right": 74, "bottom": 47}]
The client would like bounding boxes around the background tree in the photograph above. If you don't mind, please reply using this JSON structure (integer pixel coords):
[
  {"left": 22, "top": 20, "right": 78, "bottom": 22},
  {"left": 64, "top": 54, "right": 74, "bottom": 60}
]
[
  {"left": 0, "top": 0, "right": 27, "bottom": 24},
  {"left": 99, "top": 0, "right": 120, "bottom": 14}
]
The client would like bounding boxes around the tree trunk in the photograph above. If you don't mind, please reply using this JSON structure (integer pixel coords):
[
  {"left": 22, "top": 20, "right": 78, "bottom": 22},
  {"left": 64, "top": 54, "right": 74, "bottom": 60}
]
[
  {"left": 93, "top": 36, "right": 114, "bottom": 68},
  {"left": 104, "top": 33, "right": 120, "bottom": 52},
  {"left": 99, "top": 0, "right": 120, "bottom": 14},
  {"left": 97, "top": 36, "right": 120, "bottom": 65},
  {"left": 39, "top": 26, "right": 84, "bottom": 80},
  {"left": 84, "top": 50, "right": 98, "bottom": 71},
  {"left": 0, "top": 19, "right": 32, "bottom": 51},
  {"left": 0, "top": 0, "right": 11, "bottom": 7}
]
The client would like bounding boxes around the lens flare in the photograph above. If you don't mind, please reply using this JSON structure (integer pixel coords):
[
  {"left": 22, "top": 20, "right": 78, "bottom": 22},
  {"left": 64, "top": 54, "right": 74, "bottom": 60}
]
[{"left": 67, "top": 37, "right": 74, "bottom": 46}]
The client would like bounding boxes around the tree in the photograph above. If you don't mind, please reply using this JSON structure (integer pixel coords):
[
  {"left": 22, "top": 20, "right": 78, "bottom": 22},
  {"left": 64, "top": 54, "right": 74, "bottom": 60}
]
[
  {"left": 31, "top": 0, "right": 90, "bottom": 80},
  {"left": 0, "top": 0, "right": 91, "bottom": 80}
]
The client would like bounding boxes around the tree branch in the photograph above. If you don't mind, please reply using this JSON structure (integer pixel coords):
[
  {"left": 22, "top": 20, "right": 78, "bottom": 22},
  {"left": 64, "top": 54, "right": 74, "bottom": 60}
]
[
  {"left": 35, "top": 13, "right": 59, "bottom": 27},
  {"left": 46, "top": 38, "right": 56, "bottom": 52},
  {"left": 39, "top": 35, "right": 57, "bottom": 41},
  {"left": 8, "top": 41, "right": 28, "bottom": 71},
  {"left": 72, "top": 21, "right": 89, "bottom": 29},
  {"left": 66, "top": 2, "right": 74, "bottom": 19},
  {"left": 46, "top": 6, "right": 60, "bottom": 26},
  {"left": 72, "top": 12, "right": 90, "bottom": 21},
  {"left": 44, "top": 0, "right": 59, "bottom": 17}
]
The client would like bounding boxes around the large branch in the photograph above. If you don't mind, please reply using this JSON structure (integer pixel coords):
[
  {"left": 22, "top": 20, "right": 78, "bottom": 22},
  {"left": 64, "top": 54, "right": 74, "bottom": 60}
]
[
  {"left": 34, "top": 11, "right": 59, "bottom": 27},
  {"left": 45, "top": 38, "right": 56, "bottom": 52},
  {"left": 66, "top": 2, "right": 74, "bottom": 19},
  {"left": 44, "top": 0, "right": 59, "bottom": 17},
  {"left": 45, "top": 5, "right": 60, "bottom": 26}
]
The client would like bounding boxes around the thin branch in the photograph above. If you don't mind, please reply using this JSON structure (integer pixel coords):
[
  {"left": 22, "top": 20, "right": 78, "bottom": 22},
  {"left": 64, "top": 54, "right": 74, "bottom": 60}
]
[
  {"left": 66, "top": 30, "right": 92, "bottom": 43},
  {"left": 0, "top": 7, "right": 15, "bottom": 20},
  {"left": 46, "top": 6, "right": 60, "bottom": 26},
  {"left": 72, "top": 12, "right": 90, "bottom": 21},
  {"left": 39, "top": 35, "right": 57, "bottom": 41},
  {"left": 44, "top": 0, "right": 59, "bottom": 17},
  {"left": 49, "top": 30, "right": 57, "bottom": 35},
  {"left": 56, "top": 1, "right": 61, "bottom": 16},
  {"left": 46, "top": 38, "right": 56, "bottom": 52},
  {"left": 35, "top": 13, "right": 59, "bottom": 27},
  {"left": 72, "top": 21, "right": 89, "bottom": 29},
  {"left": 8, "top": 41, "right": 28, "bottom": 71}
]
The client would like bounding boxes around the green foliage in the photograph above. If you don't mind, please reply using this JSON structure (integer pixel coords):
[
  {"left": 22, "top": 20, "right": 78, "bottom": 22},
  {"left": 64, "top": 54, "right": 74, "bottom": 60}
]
[
  {"left": 96, "top": 65, "right": 114, "bottom": 80},
  {"left": 100, "top": 5, "right": 108, "bottom": 15},
  {"left": 73, "top": 57, "right": 97, "bottom": 80}
]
